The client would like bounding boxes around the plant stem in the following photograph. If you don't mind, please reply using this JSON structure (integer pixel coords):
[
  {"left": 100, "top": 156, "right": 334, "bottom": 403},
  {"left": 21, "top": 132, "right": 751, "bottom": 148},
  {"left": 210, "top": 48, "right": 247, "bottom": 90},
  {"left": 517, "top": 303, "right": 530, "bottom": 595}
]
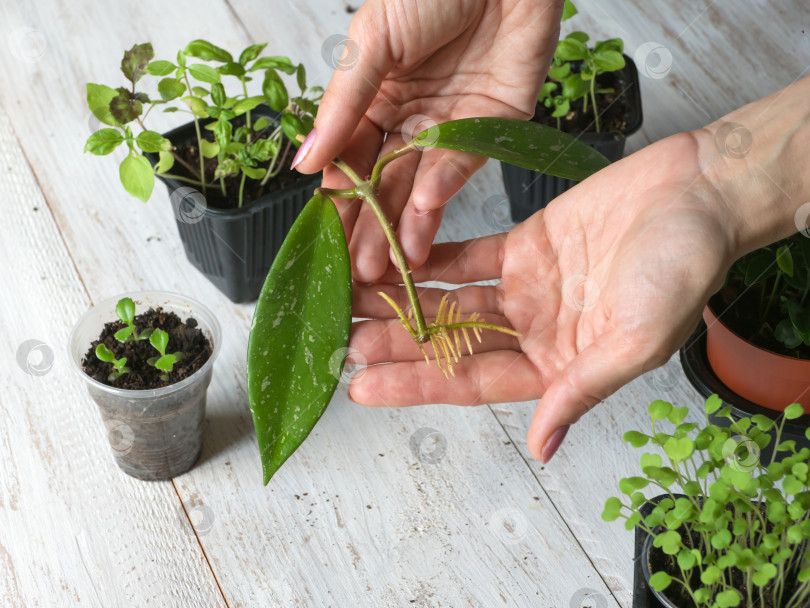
[
  {"left": 242, "top": 79, "right": 252, "bottom": 141},
  {"left": 371, "top": 142, "right": 416, "bottom": 186},
  {"left": 170, "top": 151, "right": 201, "bottom": 179},
  {"left": 184, "top": 73, "right": 207, "bottom": 197},
  {"left": 332, "top": 156, "right": 430, "bottom": 342},
  {"left": 220, "top": 177, "right": 226, "bottom": 197},
  {"left": 590, "top": 75, "right": 601, "bottom": 133},
  {"left": 155, "top": 172, "right": 205, "bottom": 187},
  {"left": 320, "top": 187, "right": 358, "bottom": 199},
  {"left": 238, "top": 171, "right": 247, "bottom": 208},
  {"left": 760, "top": 272, "right": 781, "bottom": 329}
]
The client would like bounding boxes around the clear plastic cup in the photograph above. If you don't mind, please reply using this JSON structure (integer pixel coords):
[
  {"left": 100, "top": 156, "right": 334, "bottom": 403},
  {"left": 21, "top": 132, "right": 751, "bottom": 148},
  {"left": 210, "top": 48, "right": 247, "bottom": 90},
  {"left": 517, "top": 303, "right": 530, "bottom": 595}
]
[{"left": 68, "top": 291, "right": 222, "bottom": 480}]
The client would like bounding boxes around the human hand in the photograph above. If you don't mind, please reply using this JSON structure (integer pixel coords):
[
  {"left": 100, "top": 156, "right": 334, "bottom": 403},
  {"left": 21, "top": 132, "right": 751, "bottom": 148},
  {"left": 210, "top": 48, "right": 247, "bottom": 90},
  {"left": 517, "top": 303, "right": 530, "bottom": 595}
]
[
  {"left": 292, "top": 0, "right": 563, "bottom": 281},
  {"left": 345, "top": 132, "right": 737, "bottom": 461}
]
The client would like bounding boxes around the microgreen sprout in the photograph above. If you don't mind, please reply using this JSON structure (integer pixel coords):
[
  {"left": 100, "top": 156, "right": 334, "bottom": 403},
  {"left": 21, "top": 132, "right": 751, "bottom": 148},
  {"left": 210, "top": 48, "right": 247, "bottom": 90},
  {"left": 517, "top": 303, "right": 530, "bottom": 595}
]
[
  {"left": 95, "top": 344, "right": 130, "bottom": 382},
  {"left": 603, "top": 396, "right": 810, "bottom": 608},
  {"left": 113, "top": 297, "right": 153, "bottom": 342},
  {"left": 147, "top": 329, "right": 184, "bottom": 381}
]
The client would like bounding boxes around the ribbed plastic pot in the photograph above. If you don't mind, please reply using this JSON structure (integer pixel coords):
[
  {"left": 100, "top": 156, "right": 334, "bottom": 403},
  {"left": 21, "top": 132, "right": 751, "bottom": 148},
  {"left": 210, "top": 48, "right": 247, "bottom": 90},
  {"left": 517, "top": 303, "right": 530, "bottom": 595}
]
[
  {"left": 68, "top": 291, "right": 222, "bottom": 481},
  {"left": 502, "top": 54, "right": 643, "bottom": 223},
  {"left": 146, "top": 106, "right": 321, "bottom": 303}
]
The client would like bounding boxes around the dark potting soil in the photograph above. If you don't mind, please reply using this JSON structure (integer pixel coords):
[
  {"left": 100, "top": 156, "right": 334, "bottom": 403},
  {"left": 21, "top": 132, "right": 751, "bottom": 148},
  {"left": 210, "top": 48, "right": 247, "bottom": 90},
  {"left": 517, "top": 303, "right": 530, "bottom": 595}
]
[
  {"left": 533, "top": 69, "right": 630, "bottom": 134},
  {"left": 173, "top": 119, "right": 303, "bottom": 211},
  {"left": 710, "top": 278, "right": 810, "bottom": 360},
  {"left": 81, "top": 308, "right": 212, "bottom": 390},
  {"left": 648, "top": 523, "right": 804, "bottom": 608}
]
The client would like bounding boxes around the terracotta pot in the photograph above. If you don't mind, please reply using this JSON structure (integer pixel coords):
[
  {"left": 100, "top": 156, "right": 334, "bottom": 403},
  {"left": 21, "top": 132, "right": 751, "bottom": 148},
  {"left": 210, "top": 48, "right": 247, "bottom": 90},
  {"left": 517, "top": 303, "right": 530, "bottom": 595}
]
[{"left": 703, "top": 306, "right": 810, "bottom": 411}]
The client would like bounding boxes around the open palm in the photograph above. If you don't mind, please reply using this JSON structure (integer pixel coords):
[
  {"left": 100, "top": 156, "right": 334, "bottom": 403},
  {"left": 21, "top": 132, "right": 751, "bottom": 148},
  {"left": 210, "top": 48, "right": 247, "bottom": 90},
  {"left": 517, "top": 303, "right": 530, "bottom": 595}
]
[
  {"left": 295, "top": 0, "right": 562, "bottom": 280},
  {"left": 347, "top": 133, "right": 735, "bottom": 460}
]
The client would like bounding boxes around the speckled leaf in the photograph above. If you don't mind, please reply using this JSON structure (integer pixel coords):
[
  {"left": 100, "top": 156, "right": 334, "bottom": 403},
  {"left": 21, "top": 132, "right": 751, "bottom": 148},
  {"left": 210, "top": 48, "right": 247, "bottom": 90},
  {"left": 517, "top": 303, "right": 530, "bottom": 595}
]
[
  {"left": 247, "top": 193, "right": 351, "bottom": 485},
  {"left": 414, "top": 117, "right": 610, "bottom": 181}
]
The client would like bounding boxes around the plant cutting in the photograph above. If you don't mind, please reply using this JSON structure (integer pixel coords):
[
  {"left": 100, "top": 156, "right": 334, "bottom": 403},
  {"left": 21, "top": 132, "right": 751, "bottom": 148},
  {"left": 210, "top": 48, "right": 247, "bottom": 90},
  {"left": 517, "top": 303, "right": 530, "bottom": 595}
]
[
  {"left": 84, "top": 40, "right": 323, "bottom": 302},
  {"left": 502, "top": 2, "right": 643, "bottom": 222},
  {"left": 246, "top": 116, "right": 611, "bottom": 484},
  {"left": 603, "top": 395, "right": 810, "bottom": 608},
  {"left": 68, "top": 291, "right": 221, "bottom": 480}
]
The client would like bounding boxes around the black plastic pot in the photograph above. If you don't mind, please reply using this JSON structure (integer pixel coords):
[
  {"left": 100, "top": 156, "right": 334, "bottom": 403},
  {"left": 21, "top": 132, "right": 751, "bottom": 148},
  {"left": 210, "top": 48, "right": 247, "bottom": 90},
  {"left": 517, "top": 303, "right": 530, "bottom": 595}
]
[
  {"left": 680, "top": 319, "right": 810, "bottom": 462},
  {"left": 502, "top": 54, "right": 643, "bottom": 223},
  {"left": 146, "top": 106, "right": 321, "bottom": 303},
  {"left": 633, "top": 496, "right": 668, "bottom": 608}
]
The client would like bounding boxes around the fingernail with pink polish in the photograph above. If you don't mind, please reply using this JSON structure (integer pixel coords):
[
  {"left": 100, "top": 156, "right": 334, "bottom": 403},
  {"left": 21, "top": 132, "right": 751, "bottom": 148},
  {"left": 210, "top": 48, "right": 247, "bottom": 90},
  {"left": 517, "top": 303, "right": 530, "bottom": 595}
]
[
  {"left": 290, "top": 128, "right": 317, "bottom": 170},
  {"left": 541, "top": 425, "right": 570, "bottom": 463}
]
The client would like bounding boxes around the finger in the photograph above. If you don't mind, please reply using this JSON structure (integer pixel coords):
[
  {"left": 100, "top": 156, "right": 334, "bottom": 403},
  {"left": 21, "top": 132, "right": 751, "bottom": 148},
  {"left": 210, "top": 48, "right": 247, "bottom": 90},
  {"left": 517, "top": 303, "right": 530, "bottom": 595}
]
[
  {"left": 294, "top": 11, "right": 394, "bottom": 174},
  {"left": 351, "top": 134, "right": 421, "bottom": 281},
  {"left": 378, "top": 234, "right": 507, "bottom": 284},
  {"left": 525, "top": 336, "right": 654, "bottom": 463},
  {"left": 353, "top": 283, "right": 503, "bottom": 319},
  {"left": 348, "top": 350, "right": 545, "bottom": 406},
  {"left": 350, "top": 316, "right": 520, "bottom": 365},
  {"left": 392, "top": 199, "right": 445, "bottom": 270},
  {"left": 410, "top": 148, "right": 488, "bottom": 214}
]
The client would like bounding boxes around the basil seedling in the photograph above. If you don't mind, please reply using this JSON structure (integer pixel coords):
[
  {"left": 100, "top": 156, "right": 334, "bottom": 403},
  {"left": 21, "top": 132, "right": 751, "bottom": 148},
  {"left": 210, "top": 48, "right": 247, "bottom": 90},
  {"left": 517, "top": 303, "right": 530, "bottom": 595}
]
[{"left": 95, "top": 344, "right": 130, "bottom": 382}]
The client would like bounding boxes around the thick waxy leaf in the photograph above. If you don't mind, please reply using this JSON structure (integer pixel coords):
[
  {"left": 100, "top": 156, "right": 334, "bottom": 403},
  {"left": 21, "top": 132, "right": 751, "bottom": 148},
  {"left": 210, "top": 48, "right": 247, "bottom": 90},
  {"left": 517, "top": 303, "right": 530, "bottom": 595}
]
[
  {"left": 414, "top": 118, "right": 609, "bottom": 181},
  {"left": 121, "top": 43, "right": 154, "bottom": 83},
  {"left": 247, "top": 193, "right": 351, "bottom": 485}
]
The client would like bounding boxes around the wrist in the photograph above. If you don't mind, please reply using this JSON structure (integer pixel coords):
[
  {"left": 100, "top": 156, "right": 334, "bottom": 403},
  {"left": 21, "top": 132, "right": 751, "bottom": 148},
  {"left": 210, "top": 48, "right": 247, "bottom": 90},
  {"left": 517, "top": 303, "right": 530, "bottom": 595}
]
[{"left": 691, "top": 76, "right": 810, "bottom": 260}]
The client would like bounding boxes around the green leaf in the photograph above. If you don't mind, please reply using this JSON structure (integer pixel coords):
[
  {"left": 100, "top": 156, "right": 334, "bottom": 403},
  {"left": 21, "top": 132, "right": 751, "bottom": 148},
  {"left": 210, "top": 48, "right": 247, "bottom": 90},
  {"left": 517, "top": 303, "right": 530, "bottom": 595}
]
[
  {"left": 184, "top": 39, "right": 233, "bottom": 63},
  {"left": 247, "top": 193, "right": 352, "bottom": 485},
  {"left": 181, "top": 96, "right": 209, "bottom": 118},
  {"left": 188, "top": 63, "right": 221, "bottom": 84},
  {"left": 593, "top": 49, "right": 625, "bottom": 72},
  {"left": 219, "top": 61, "right": 246, "bottom": 76},
  {"left": 262, "top": 69, "right": 289, "bottom": 112},
  {"left": 751, "top": 414, "right": 774, "bottom": 431},
  {"left": 210, "top": 83, "right": 226, "bottom": 107},
  {"left": 785, "top": 403, "right": 805, "bottom": 420},
  {"left": 551, "top": 97, "right": 571, "bottom": 118},
  {"left": 158, "top": 77, "right": 185, "bottom": 101},
  {"left": 619, "top": 476, "right": 649, "bottom": 494},
  {"left": 566, "top": 31, "right": 589, "bottom": 44},
  {"left": 155, "top": 354, "right": 176, "bottom": 372},
  {"left": 623, "top": 430, "right": 649, "bottom": 448},
  {"left": 775, "top": 319, "right": 803, "bottom": 348},
  {"left": 253, "top": 116, "right": 272, "bottom": 131},
  {"left": 199, "top": 139, "right": 219, "bottom": 159},
  {"left": 135, "top": 131, "right": 171, "bottom": 153},
  {"left": 120, "top": 42, "right": 154, "bottom": 83},
  {"left": 677, "top": 549, "right": 696, "bottom": 570},
  {"left": 601, "top": 496, "right": 622, "bottom": 521},
  {"left": 239, "top": 43, "right": 267, "bottom": 65},
  {"left": 86, "top": 83, "right": 119, "bottom": 127},
  {"left": 777, "top": 245, "right": 795, "bottom": 276},
  {"left": 561, "top": 0, "right": 577, "bottom": 21},
  {"left": 116, "top": 297, "right": 135, "bottom": 324},
  {"left": 281, "top": 113, "right": 305, "bottom": 144},
  {"left": 119, "top": 154, "right": 154, "bottom": 202},
  {"left": 664, "top": 436, "right": 695, "bottom": 463},
  {"left": 213, "top": 119, "right": 233, "bottom": 149},
  {"left": 156, "top": 150, "right": 174, "bottom": 174},
  {"left": 114, "top": 326, "right": 136, "bottom": 342},
  {"left": 95, "top": 344, "right": 115, "bottom": 363},
  {"left": 232, "top": 96, "right": 266, "bottom": 114},
  {"left": 700, "top": 565, "right": 721, "bottom": 585},
  {"left": 296, "top": 64, "right": 307, "bottom": 92},
  {"left": 648, "top": 572, "right": 672, "bottom": 592},
  {"left": 241, "top": 166, "right": 266, "bottom": 180},
  {"left": 716, "top": 589, "right": 741, "bottom": 607},
  {"left": 648, "top": 400, "right": 673, "bottom": 421},
  {"left": 548, "top": 63, "right": 571, "bottom": 81},
  {"left": 705, "top": 394, "right": 723, "bottom": 415},
  {"left": 539, "top": 82, "right": 558, "bottom": 102},
  {"left": 556, "top": 38, "right": 588, "bottom": 61},
  {"left": 595, "top": 38, "right": 624, "bottom": 54},
  {"left": 150, "top": 328, "right": 169, "bottom": 356},
  {"left": 147, "top": 60, "right": 175, "bottom": 76},
  {"left": 251, "top": 55, "right": 296, "bottom": 74},
  {"left": 414, "top": 118, "right": 609, "bottom": 182},
  {"left": 84, "top": 128, "right": 124, "bottom": 155},
  {"left": 667, "top": 406, "right": 689, "bottom": 425}
]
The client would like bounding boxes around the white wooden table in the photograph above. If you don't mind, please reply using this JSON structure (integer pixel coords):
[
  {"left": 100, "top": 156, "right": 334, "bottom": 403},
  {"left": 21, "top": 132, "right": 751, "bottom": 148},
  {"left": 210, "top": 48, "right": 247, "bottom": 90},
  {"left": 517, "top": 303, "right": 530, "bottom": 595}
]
[{"left": 0, "top": 1, "right": 806, "bottom": 606}]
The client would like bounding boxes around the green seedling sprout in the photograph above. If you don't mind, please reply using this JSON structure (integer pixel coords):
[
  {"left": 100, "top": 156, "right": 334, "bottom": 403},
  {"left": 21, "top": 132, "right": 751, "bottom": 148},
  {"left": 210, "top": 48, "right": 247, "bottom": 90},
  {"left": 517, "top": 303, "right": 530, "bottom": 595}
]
[
  {"left": 147, "top": 329, "right": 184, "bottom": 381},
  {"left": 113, "top": 297, "right": 153, "bottom": 342},
  {"left": 603, "top": 397, "right": 810, "bottom": 607},
  {"left": 95, "top": 344, "right": 130, "bottom": 382}
]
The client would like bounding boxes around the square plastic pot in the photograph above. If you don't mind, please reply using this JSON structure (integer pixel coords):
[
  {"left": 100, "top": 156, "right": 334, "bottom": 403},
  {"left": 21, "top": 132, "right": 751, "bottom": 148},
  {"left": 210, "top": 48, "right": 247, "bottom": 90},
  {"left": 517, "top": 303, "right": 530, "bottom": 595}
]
[
  {"left": 502, "top": 55, "right": 643, "bottom": 223},
  {"left": 68, "top": 291, "right": 222, "bottom": 480},
  {"left": 146, "top": 106, "right": 322, "bottom": 303}
]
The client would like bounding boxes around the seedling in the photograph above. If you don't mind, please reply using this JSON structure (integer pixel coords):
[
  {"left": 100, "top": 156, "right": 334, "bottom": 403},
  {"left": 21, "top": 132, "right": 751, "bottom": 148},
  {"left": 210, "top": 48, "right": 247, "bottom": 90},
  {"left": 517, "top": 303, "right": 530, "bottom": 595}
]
[
  {"left": 95, "top": 344, "right": 130, "bottom": 382},
  {"left": 113, "top": 297, "right": 153, "bottom": 342},
  {"left": 247, "top": 116, "right": 612, "bottom": 484},
  {"left": 603, "top": 396, "right": 810, "bottom": 607},
  {"left": 544, "top": 31, "right": 626, "bottom": 133},
  {"left": 84, "top": 40, "right": 321, "bottom": 208},
  {"left": 147, "top": 329, "right": 184, "bottom": 382}
]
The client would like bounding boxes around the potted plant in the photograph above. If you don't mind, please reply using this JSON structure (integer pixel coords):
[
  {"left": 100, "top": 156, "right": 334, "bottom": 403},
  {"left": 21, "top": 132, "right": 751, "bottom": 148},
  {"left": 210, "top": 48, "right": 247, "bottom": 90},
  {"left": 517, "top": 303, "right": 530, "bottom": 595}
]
[
  {"left": 245, "top": 116, "right": 611, "bottom": 484},
  {"left": 603, "top": 395, "right": 810, "bottom": 608},
  {"left": 681, "top": 234, "right": 810, "bottom": 459},
  {"left": 501, "top": 2, "right": 643, "bottom": 222},
  {"left": 83, "top": 40, "right": 322, "bottom": 302},
  {"left": 68, "top": 291, "right": 221, "bottom": 480}
]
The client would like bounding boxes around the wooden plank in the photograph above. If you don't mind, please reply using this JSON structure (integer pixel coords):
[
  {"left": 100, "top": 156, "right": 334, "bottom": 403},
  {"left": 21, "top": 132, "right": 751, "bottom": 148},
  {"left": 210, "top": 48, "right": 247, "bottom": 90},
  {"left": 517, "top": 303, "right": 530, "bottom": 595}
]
[
  {"left": 0, "top": 103, "right": 226, "bottom": 607},
  {"left": 0, "top": 0, "right": 619, "bottom": 606}
]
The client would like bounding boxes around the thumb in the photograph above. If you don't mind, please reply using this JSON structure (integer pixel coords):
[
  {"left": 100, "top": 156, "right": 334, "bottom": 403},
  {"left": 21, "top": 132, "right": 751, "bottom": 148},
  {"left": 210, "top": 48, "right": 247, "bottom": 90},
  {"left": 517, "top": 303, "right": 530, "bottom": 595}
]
[
  {"left": 526, "top": 336, "right": 652, "bottom": 463},
  {"left": 293, "top": 15, "right": 394, "bottom": 174}
]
